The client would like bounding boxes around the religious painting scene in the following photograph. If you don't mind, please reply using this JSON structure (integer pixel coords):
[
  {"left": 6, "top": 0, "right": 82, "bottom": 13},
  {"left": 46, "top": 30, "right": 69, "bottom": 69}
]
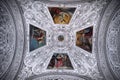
[
  {"left": 48, "top": 7, "right": 76, "bottom": 24},
  {"left": 76, "top": 26, "right": 93, "bottom": 53},
  {"left": 47, "top": 53, "right": 73, "bottom": 69},
  {"left": 29, "top": 24, "right": 46, "bottom": 51}
]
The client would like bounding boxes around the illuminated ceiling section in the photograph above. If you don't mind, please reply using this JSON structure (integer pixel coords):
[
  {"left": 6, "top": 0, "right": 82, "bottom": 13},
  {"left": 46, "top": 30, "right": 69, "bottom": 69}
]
[
  {"left": 29, "top": 25, "right": 46, "bottom": 51},
  {"left": 76, "top": 26, "right": 93, "bottom": 53},
  {"left": 48, "top": 7, "right": 76, "bottom": 24}
]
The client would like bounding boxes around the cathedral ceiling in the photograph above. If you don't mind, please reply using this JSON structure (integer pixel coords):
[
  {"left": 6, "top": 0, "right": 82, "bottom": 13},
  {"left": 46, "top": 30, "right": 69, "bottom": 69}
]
[
  {"left": 17, "top": 0, "right": 106, "bottom": 80},
  {"left": 0, "top": 0, "right": 120, "bottom": 80}
]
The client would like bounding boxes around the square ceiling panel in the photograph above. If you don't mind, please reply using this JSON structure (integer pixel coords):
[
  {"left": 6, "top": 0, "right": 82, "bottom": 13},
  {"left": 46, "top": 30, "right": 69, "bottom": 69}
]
[
  {"left": 47, "top": 53, "right": 73, "bottom": 69},
  {"left": 48, "top": 7, "right": 76, "bottom": 24},
  {"left": 29, "top": 24, "right": 46, "bottom": 51},
  {"left": 76, "top": 26, "right": 93, "bottom": 53}
]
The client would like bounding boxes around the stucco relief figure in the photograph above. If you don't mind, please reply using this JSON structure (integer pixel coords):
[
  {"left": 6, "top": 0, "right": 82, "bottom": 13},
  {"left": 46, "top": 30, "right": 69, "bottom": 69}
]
[
  {"left": 76, "top": 27, "right": 93, "bottom": 52},
  {"left": 47, "top": 53, "right": 73, "bottom": 69},
  {"left": 48, "top": 7, "right": 76, "bottom": 24}
]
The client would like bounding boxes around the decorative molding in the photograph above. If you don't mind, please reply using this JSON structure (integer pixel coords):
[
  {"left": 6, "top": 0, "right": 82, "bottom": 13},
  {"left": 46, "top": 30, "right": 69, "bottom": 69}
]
[
  {"left": 97, "top": 0, "right": 120, "bottom": 80},
  {"left": 106, "top": 5, "right": 120, "bottom": 79},
  {"left": 26, "top": 72, "right": 92, "bottom": 80},
  {"left": 0, "top": 1, "right": 16, "bottom": 78},
  {"left": 0, "top": 0, "right": 25, "bottom": 80},
  {"left": 29, "top": 75, "right": 85, "bottom": 80},
  {"left": 16, "top": 0, "right": 107, "bottom": 80}
]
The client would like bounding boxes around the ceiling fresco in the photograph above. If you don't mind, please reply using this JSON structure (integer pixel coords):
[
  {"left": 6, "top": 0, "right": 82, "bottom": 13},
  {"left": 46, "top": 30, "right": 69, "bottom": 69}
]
[
  {"left": 16, "top": 0, "right": 107, "bottom": 80},
  {"left": 1, "top": 0, "right": 120, "bottom": 80},
  {"left": 29, "top": 24, "right": 46, "bottom": 51},
  {"left": 76, "top": 26, "right": 93, "bottom": 53},
  {"left": 48, "top": 7, "right": 76, "bottom": 24},
  {"left": 47, "top": 53, "right": 73, "bottom": 69}
]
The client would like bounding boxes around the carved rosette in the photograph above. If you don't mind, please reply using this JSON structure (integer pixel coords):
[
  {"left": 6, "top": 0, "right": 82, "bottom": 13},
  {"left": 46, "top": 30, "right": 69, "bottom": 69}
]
[
  {"left": 17, "top": 0, "right": 106, "bottom": 80},
  {"left": 51, "top": 28, "right": 74, "bottom": 50}
]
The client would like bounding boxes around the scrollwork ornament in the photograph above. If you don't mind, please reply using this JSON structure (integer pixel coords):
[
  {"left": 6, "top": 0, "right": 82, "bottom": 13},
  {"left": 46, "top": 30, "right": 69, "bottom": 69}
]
[{"left": 17, "top": 0, "right": 107, "bottom": 80}]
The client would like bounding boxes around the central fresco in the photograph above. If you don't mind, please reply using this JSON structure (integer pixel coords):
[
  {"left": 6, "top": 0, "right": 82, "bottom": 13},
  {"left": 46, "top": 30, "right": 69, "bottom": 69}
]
[{"left": 17, "top": 0, "right": 107, "bottom": 80}]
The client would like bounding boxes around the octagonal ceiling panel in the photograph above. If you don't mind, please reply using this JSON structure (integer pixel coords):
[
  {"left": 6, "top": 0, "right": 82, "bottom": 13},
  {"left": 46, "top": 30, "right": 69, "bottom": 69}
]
[
  {"left": 48, "top": 7, "right": 76, "bottom": 24},
  {"left": 29, "top": 24, "right": 46, "bottom": 51},
  {"left": 76, "top": 26, "right": 93, "bottom": 53}
]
